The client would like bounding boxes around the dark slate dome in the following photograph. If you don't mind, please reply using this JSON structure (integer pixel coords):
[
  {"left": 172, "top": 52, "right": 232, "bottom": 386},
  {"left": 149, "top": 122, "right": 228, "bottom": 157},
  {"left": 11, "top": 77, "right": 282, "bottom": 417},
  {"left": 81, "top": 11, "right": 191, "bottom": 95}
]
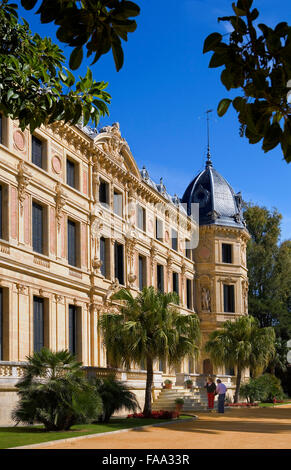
[{"left": 181, "top": 158, "right": 245, "bottom": 229}]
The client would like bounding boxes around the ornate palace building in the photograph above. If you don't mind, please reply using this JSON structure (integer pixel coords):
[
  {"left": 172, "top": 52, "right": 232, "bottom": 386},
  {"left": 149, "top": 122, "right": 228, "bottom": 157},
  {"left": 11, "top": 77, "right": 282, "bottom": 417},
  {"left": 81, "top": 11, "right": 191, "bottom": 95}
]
[{"left": 0, "top": 116, "right": 250, "bottom": 424}]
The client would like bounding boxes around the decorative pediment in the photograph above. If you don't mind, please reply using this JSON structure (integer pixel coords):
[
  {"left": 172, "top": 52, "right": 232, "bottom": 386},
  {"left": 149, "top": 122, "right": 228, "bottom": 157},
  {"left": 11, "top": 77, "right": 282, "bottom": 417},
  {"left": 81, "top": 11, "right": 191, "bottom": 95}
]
[{"left": 94, "top": 122, "right": 141, "bottom": 179}]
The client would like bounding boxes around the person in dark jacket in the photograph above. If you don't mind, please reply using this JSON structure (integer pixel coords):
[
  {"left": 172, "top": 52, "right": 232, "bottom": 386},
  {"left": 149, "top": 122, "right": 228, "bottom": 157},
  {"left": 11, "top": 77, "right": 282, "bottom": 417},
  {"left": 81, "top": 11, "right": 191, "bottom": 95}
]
[{"left": 204, "top": 377, "right": 216, "bottom": 411}]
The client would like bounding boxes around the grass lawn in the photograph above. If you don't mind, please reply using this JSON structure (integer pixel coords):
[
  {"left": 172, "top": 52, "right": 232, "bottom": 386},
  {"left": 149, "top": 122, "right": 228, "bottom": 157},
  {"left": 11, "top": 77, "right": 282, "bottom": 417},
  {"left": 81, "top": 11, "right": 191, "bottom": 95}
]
[
  {"left": 258, "top": 401, "right": 291, "bottom": 408},
  {"left": 0, "top": 416, "right": 190, "bottom": 449}
]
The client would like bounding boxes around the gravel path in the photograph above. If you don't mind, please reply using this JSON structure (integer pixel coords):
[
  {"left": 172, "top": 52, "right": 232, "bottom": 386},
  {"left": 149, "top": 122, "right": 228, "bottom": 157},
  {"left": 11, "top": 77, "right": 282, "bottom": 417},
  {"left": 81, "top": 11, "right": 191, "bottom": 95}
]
[{"left": 39, "top": 405, "right": 291, "bottom": 449}]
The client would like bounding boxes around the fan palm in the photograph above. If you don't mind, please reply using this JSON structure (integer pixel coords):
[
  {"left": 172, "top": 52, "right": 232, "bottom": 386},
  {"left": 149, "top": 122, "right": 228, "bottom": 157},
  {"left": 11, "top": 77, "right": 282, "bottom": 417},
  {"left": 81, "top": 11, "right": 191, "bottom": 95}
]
[
  {"left": 95, "top": 374, "right": 140, "bottom": 423},
  {"left": 99, "top": 286, "right": 201, "bottom": 416},
  {"left": 204, "top": 315, "right": 276, "bottom": 402},
  {"left": 12, "top": 348, "right": 102, "bottom": 430}
]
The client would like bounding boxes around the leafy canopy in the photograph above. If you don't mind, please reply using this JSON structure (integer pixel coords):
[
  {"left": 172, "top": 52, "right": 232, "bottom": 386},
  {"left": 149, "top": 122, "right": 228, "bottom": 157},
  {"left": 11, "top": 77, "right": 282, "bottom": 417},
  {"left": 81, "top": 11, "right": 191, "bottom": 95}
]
[
  {"left": 0, "top": 0, "right": 111, "bottom": 131},
  {"left": 204, "top": 0, "right": 291, "bottom": 163},
  {"left": 99, "top": 287, "right": 201, "bottom": 369},
  {"left": 205, "top": 315, "right": 276, "bottom": 374},
  {"left": 244, "top": 204, "right": 291, "bottom": 339},
  {"left": 20, "top": 0, "right": 140, "bottom": 71}
]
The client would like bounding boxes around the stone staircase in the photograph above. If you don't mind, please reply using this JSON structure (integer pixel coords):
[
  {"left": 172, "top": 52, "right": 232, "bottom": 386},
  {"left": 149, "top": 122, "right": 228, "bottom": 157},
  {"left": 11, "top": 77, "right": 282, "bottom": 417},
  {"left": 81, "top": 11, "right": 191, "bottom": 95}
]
[{"left": 152, "top": 386, "right": 210, "bottom": 412}]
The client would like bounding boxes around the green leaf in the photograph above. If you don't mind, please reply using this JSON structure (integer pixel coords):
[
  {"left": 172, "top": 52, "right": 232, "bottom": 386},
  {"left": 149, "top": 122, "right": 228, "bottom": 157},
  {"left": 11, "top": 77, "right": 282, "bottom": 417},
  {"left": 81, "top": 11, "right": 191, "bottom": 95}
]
[
  {"left": 69, "top": 47, "right": 83, "bottom": 70},
  {"left": 217, "top": 98, "right": 232, "bottom": 117},
  {"left": 111, "top": 36, "right": 124, "bottom": 72},
  {"left": 232, "top": 3, "right": 246, "bottom": 16},
  {"left": 21, "top": 0, "right": 38, "bottom": 10},
  {"left": 209, "top": 51, "right": 228, "bottom": 68},
  {"left": 203, "top": 33, "right": 222, "bottom": 53}
]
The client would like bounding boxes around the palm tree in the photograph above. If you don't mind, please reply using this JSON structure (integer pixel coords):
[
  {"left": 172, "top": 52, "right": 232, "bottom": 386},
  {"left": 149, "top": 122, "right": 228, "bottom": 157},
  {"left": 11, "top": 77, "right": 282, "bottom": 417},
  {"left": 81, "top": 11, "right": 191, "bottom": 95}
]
[
  {"left": 12, "top": 348, "right": 102, "bottom": 430},
  {"left": 95, "top": 374, "right": 140, "bottom": 423},
  {"left": 204, "top": 315, "right": 276, "bottom": 403},
  {"left": 99, "top": 286, "right": 201, "bottom": 416}
]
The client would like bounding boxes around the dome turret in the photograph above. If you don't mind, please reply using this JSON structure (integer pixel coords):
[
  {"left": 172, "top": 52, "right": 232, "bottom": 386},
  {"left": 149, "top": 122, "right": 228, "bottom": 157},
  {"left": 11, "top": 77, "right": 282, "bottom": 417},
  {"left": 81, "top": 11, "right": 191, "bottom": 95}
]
[{"left": 181, "top": 161, "right": 245, "bottom": 229}]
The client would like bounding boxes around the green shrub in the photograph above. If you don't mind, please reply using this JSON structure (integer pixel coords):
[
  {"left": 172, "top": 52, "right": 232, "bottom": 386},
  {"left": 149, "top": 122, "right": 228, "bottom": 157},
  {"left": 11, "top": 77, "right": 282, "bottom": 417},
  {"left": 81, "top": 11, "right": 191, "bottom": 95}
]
[
  {"left": 240, "top": 374, "right": 284, "bottom": 403},
  {"left": 94, "top": 374, "right": 140, "bottom": 423},
  {"left": 12, "top": 349, "right": 102, "bottom": 431},
  {"left": 175, "top": 398, "right": 184, "bottom": 405}
]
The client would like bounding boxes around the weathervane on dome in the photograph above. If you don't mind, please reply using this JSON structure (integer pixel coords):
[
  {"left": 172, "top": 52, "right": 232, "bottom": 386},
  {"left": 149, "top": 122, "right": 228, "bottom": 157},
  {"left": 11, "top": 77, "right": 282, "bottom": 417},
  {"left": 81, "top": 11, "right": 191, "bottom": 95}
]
[{"left": 206, "top": 109, "right": 213, "bottom": 168}]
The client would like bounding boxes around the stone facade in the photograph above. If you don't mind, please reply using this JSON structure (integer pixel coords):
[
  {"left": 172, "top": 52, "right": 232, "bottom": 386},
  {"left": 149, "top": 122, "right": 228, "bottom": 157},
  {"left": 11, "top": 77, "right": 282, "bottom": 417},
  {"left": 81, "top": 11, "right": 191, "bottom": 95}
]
[{"left": 0, "top": 117, "right": 250, "bottom": 424}]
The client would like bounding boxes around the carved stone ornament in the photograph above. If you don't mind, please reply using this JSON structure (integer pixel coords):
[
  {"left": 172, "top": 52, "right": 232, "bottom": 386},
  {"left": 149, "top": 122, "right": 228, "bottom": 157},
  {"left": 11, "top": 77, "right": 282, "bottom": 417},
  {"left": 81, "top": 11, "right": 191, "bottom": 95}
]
[
  {"left": 55, "top": 183, "right": 67, "bottom": 229},
  {"left": 104, "top": 278, "right": 120, "bottom": 303},
  {"left": 92, "top": 256, "right": 102, "bottom": 273},
  {"left": 99, "top": 123, "right": 125, "bottom": 164},
  {"left": 201, "top": 287, "right": 211, "bottom": 312},
  {"left": 128, "top": 272, "right": 137, "bottom": 287},
  {"left": 17, "top": 161, "right": 32, "bottom": 210}
]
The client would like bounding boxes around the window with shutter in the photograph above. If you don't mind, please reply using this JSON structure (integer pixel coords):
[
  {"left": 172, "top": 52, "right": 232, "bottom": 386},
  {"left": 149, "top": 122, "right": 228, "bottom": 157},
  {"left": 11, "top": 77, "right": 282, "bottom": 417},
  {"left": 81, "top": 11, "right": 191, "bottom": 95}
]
[
  {"left": 33, "top": 296, "right": 44, "bottom": 352},
  {"left": 99, "top": 180, "right": 109, "bottom": 207},
  {"left": 68, "top": 219, "right": 77, "bottom": 266},
  {"left": 100, "top": 237, "right": 106, "bottom": 277},
  {"left": 69, "top": 305, "right": 77, "bottom": 355},
  {"left": 173, "top": 272, "right": 179, "bottom": 295},
  {"left": 185, "top": 239, "right": 192, "bottom": 260},
  {"left": 113, "top": 190, "right": 122, "bottom": 217},
  {"left": 139, "top": 255, "right": 146, "bottom": 291},
  {"left": 137, "top": 205, "right": 146, "bottom": 231},
  {"left": 32, "top": 136, "right": 43, "bottom": 168},
  {"left": 157, "top": 264, "right": 164, "bottom": 293},
  {"left": 66, "top": 159, "right": 76, "bottom": 188},
  {"left": 172, "top": 229, "right": 178, "bottom": 251},
  {"left": 32, "top": 202, "right": 43, "bottom": 254},
  {"left": 156, "top": 218, "right": 163, "bottom": 241},
  {"left": 223, "top": 285, "right": 235, "bottom": 312},
  {"left": 186, "top": 279, "right": 192, "bottom": 309},
  {"left": 114, "top": 242, "right": 124, "bottom": 285}
]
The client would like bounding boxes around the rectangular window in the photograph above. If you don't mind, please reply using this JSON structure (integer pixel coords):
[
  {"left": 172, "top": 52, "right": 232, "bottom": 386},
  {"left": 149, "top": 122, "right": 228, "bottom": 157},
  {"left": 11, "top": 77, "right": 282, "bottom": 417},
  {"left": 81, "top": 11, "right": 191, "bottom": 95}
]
[
  {"left": 159, "top": 359, "right": 165, "bottom": 372},
  {"left": 185, "top": 239, "right": 192, "bottom": 260},
  {"left": 32, "top": 202, "right": 43, "bottom": 254},
  {"left": 172, "top": 229, "right": 178, "bottom": 251},
  {"left": 0, "top": 115, "right": 2, "bottom": 145},
  {"left": 225, "top": 367, "right": 235, "bottom": 376},
  {"left": 222, "top": 243, "right": 232, "bottom": 263},
  {"left": 69, "top": 305, "right": 77, "bottom": 356},
  {"left": 33, "top": 296, "right": 44, "bottom": 352},
  {"left": 99, "top": 180, "right": 109, "bottom": 207},
  {"left": 139, "top": 255, "right": 146, "bottom": 291},
  {"left": 114, "top": 242, "right": 124, "bottom": 285},
  {"left": 173, "top": 272, "right": 179, "bottom": 295},
  {"left": 157, "top": 264, "right": 164, "bottom": 293},
  {"left": 223, "top": 284, "right": 235, "bottom": 313},
  {"left": 156, "top": 217, "right": 163, "bottom": 242},
  {"left": 66, "top": 159, "right": 76, "bottom": 188},
  {"left": 68, "top": 219, "right": 77, "bottom": 267},
  {"left": 32, "top": 135, "right": 43, "bottom": 168},
  {"left": 186, "top": 279, "right": 192, "bottom": 310},
  {"left": 113, "top": 190, "right": 123, "bottom": 217},
  {"left": 0, "top": 288, "right": 2, "bottom": 360},
  {"left": 100, "top": 236, "right": 107, "bottom": 278},
  {"left": 137, "top": 205, "right": 146, "bottom": 231}
]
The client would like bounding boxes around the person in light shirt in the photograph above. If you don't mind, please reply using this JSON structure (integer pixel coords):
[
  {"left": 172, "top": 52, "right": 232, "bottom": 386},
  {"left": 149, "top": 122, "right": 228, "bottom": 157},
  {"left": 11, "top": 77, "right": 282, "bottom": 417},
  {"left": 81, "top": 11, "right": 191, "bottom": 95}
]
[{"left": 216, "top": 379, "right": 227, "bottom": 413}]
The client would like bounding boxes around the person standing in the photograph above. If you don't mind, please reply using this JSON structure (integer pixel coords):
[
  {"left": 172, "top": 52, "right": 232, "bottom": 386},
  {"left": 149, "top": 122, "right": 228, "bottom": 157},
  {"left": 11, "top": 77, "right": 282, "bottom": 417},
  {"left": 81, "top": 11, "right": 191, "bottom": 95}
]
[
  {"left": 216, "top": 379, "right": 227, "bottom": 413},
  {"left": 204, "top": 377, "right": 216, "bottom": 411}
]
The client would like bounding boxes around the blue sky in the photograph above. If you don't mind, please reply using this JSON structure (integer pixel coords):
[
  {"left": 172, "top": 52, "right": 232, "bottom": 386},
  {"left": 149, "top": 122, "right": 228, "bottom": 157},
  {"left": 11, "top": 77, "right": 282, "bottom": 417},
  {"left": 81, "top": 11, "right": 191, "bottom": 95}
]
[{"left": 17, "top": 0, "right": 291, "bottom": 241}]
